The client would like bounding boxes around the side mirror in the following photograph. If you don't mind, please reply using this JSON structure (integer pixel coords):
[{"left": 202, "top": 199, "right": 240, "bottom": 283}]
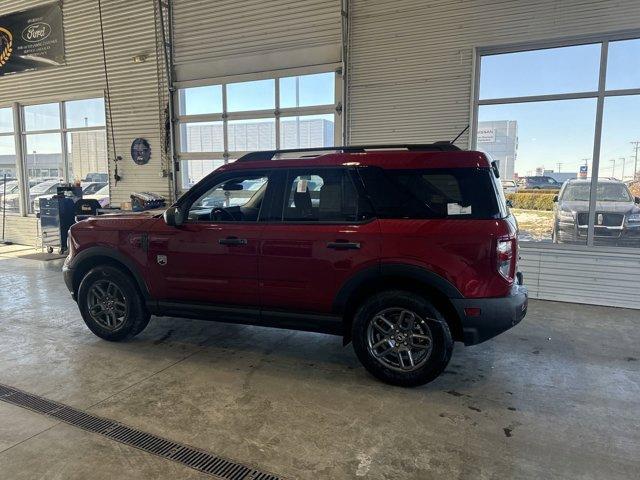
[
  {"left": 506, "top": 199, "right": 513, "bottom": 208},
  {"left": 163, "top": 205, "right": 184, "bottom": 227},
  {"left": 553, "top": 195, "right": 558, "bottom": 202}
]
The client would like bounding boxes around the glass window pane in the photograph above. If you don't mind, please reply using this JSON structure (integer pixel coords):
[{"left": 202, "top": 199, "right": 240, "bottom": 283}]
[
  {"left": 280, "top": 72, "right": 335, "bottom": 108},
  {"left": 280, "top": 114, "right": 334, "bottom": 149},
  {"left": 180, "top": 159, "right": 226, "bottom": 190},
  {"left": 179, "top": 121, "right": 224, "bottom": 152},
  {"left": 0, "top": 135, "right": 15, "bottom": 157},
  {"left": 65, "top": 98, "right": 106, "bottom": 129},
  {"left": 479, "top": 44, "right": 601, "bottom": 99},
  {"left": 24, "top": 103, "right": 60, "bottom": 131},
  {"left": 179, "top": 85, "right": 223, "bottom": 115},
  {"left": 0, "top": 107, "right": 13, "bottom": 133},
  {"left": 283, "top": 169, "right": 358, "bottom": 222},
  {"left": 597, "top": 95, "right": 640, "bottom": 247},
  {"left": 25, "top": 133, "right": 63, "bottom": 214},
  {"left": 477, "top": 98, "right": 598, "bottom": 244},
  {"left": 227, "top": 79, "right": 275, "bottom": 112},
  {"left": 66, "top": 130, "right": 108, "bottom": 186},
  {"left": 606, "top": 38, "right": 640, "bottom": 91},
  {"left": 228, "top": 118, "right": 275, "bottom": 151}
]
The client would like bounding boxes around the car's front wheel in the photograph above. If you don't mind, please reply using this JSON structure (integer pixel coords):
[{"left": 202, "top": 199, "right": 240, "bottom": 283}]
[
  {"left": 77, "top": 266, "right": 150, "bottom": 341},
  {"left": 352, "top": 291, "right": 453, "bottom": 387}
]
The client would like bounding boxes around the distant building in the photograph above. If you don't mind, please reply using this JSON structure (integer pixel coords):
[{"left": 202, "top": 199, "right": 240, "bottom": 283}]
[
  {"left": 0, "top": 155, "right": 16, "bottom": 178},
  {"left": 68, "top": 130, "right": 108, "bottom": 182},
  {"left": 0, "top": 130, "right": 107, "bottom": 182},
  {"left": 280, "top": 118, "right": 334, "bottom": 149},
  {"left": 477, "top": 120, "right": 518, "bottom": 179},
  {"left": 182, "top": 118, "right": 334, "bottom": 187},
  {"left": 0, "top": 153, "right": 63, "bottom": 179},
  {"left": 184, "top": 118, "right": 334, "bottom": 152}
]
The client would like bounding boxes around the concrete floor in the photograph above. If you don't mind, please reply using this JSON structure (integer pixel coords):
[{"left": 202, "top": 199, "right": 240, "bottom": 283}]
[{"left": 0, "top": 255, "right": 638, "bottom": 480}]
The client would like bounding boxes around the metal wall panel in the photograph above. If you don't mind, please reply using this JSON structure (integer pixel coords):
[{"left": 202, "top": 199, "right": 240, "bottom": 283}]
[
  {"left": 97, "top": 0, "right": 171, "bottom": 206},
  {"left": 0, "top": 0, "right": 106, "bottom": 104},
  {"left": 0, "top": 215, "right": 38, "bottom": 246},
  {"left": 347, "top": 0, "right": 640, "bottom": 146},
  {"left": 172, "top": 0, "right": 342, "bottom": 81},
  {"left": 0, "top": 0, "right": 171, "bottom": 244},
  {"left": 520, "top": 244, "right": 640, "bottom": 309}
]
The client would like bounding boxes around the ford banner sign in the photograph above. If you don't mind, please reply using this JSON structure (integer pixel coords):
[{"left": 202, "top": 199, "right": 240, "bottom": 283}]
[{"left": 0, "top": 2, "right": 64, "bottom": 77}]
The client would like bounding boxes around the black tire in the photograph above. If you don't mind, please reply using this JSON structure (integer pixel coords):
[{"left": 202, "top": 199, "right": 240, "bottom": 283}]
[
  {"left": 352, "top": 290, "right": 453, "bottom": 387},
  {"left": 77, "top": 266, "right": 150, "bottom": 341}
]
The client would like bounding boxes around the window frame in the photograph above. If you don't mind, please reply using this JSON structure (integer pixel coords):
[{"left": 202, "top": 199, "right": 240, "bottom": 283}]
[
  {"left": 470, "top": 30, "right": 640, "bottom": 248},
  {"left": 0, "top": 104, "right": 22, "bottom": 216},
  {"left": 19, "top": 98, "right": 108, "bottom": 215},
  {"left": 269, "top": 166, "right": 372, "bottom": 225},
  {"left": 175, "top": 66, "right": 342, "bottom": 192},
  {"left": 0, "top": 95, "right": 108, "bottom": 217}
]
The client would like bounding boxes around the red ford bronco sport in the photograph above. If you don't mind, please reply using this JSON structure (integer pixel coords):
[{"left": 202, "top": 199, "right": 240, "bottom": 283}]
[{"left": 63, "top": 144, "right": 527, "bottom": 387}]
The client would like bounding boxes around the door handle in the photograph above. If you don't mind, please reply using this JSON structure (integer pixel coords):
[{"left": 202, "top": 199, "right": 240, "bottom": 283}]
[
  {"left": 219, "top": 237, "right": 248, "bottom": 246},
  {"left": 327, "top": 240, "right": 361, "bottom": 250}
]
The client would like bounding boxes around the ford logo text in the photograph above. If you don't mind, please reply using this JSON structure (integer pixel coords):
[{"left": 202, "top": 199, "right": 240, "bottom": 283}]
[{"left": 22, "top": 22, "right": 51, "bottom": 43}]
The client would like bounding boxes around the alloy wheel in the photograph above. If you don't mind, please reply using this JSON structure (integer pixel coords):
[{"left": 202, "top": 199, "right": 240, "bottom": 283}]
[
  {"left": 87, "top": 279, "right": 128, "bottom": 331},
  {"left": 366, "top": 307, "right": 433, "bottom": 372}
]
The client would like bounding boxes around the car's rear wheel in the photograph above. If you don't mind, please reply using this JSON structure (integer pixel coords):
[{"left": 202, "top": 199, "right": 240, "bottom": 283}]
[
  {"left": 352, "top": 291, "right": 453, "bottom": 387},
  {"left": 78, "top": 266, "right": 150, "bottom": 341}
]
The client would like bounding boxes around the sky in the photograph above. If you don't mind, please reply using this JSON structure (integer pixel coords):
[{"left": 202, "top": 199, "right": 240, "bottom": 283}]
[{"left": 479, "top": 39, "right": 640, "bottom": 178}]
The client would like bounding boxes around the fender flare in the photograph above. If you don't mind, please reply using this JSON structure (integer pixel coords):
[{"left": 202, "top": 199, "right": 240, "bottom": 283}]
[
  {"left": 68, "top": 246, "right": 150, "bottom": 298},
  {"left": 332, "top": 262, "right": 463, "bottom": 314}
]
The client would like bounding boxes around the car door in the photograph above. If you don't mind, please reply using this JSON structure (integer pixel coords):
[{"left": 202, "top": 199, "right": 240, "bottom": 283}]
[
  {"left": 147, "top": 169, "right": 272, "bottom": 306},
  {"left": 258, "top": 168, "right": 381, "bottom": 314}
]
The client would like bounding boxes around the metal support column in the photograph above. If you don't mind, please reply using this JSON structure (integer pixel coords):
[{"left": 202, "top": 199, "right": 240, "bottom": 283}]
[
  {"left": 586, "top": 41, "right": 609, "bottom": 247},
  {"left": 12, "top": 103, "right": 27, "bottom": 217}
]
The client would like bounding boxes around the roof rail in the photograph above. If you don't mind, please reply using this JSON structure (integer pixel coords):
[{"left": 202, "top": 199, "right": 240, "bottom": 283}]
[{"left": 236, "top": 142, "right": 461, "bottom": 163}]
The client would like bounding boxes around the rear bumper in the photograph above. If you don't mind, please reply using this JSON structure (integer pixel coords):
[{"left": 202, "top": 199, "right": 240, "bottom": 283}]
[
  {"left": 451, "top": 283, "right": 528, "bottom": 346},
  {"left": 556, "top": 223, "right": 640, "bottom": 247}
]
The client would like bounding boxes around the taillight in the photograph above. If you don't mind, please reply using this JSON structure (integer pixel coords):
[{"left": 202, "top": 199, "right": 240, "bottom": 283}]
[{"left": 496, "top": 237, "right": 516, "bottom": 281}]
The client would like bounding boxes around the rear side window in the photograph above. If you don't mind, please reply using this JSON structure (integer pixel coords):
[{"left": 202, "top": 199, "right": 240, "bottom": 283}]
[
  {"left": 358, "top": 167, "right": 500, "bottom": 219},
  {"left": 282, "top": 168, "right": 360, "bottom": 222}
]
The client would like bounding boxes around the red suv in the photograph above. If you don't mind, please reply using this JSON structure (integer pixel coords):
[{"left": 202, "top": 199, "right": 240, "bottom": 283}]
[{"left": 63, "top": 144, "right": 527, "bottom": 387}]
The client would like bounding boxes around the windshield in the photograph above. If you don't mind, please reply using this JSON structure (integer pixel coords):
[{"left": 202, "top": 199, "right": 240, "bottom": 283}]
[
  {"left": 94, "top": 185, "right": 109, "bottom": 196},
  {"left": 83, "top": 183, "right": 107, "bottom": 195},
  {"left": 1, "top": 181, "right": 19, "bottom": 193},
  {"left": 562, "top": 183, "right": 632, "bottom": 202},
  {"left": 31, "top": 182, "right": 58, "bottom": 194}
]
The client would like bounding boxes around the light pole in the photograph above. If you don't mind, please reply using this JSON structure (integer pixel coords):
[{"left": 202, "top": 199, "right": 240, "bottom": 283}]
[
  {"left": 620, "top": 157, "right": 626, "bottom": 181},
  {"left": 632, "top": 141, "right": 640, "bottom": 181}
]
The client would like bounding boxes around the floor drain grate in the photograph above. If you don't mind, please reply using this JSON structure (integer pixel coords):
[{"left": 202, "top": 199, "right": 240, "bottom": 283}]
[{"left": 0, "top": 383, "right": 283, "bottom": 480}]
